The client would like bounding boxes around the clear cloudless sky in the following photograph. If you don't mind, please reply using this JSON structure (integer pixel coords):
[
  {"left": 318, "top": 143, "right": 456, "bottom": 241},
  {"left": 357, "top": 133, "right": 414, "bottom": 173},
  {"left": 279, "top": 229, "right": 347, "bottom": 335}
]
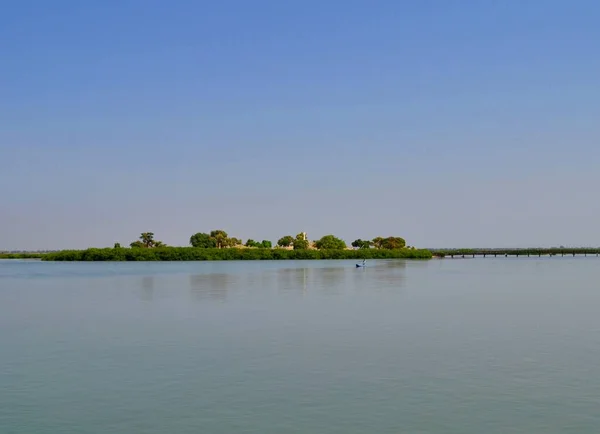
[{"left": 1, "top": 0, "right": 599, "bottom": 250}]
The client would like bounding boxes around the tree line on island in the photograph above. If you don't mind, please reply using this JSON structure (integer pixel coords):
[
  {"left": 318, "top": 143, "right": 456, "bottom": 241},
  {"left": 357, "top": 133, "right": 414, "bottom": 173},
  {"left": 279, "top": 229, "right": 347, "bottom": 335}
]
[
  {"left": 39, "top": 230, "right": 430, "bottom": 261},
  {"left": 123, "top": 230, "right": 410, "bottom": 251}
]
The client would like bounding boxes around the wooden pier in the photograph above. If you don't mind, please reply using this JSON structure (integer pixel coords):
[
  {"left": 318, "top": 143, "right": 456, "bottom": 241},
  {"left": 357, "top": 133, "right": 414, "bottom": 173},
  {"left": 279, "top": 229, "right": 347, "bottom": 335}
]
[{"left": 430, "top": 248, "right": 600, "bottom": 258}]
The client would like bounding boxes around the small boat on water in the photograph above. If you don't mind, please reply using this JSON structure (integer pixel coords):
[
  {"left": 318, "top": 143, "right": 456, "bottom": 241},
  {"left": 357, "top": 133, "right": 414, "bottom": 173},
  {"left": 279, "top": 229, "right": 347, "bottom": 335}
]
[{"left": 356, "top": 259, "right": 367, "bottom": 268}]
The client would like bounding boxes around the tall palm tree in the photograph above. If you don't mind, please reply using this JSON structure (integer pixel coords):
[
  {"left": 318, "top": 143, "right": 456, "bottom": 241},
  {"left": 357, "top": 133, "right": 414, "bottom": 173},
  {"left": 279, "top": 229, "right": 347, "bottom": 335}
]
[{"left": 140, "top": 232, "right": 155, "bottom": 248}]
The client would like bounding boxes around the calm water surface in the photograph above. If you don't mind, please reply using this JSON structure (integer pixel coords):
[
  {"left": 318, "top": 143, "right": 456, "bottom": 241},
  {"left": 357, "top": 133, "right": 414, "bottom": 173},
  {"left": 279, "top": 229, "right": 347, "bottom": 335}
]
[{"left": 1, "top": 258, "right": 600, "bottom": 433}]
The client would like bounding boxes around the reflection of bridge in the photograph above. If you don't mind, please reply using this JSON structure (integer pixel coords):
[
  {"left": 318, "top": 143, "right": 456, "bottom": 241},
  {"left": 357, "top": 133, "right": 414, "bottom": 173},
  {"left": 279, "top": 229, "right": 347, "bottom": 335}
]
[{"left": 430, "top": 248, "right": 600, "bottom": 258}]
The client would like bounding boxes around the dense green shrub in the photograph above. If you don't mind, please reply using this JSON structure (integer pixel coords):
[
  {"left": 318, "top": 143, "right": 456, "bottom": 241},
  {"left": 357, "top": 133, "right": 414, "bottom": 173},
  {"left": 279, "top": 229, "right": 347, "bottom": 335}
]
[
  {"left": 372, "top": 236, "right": 406, "bottom": 249},
  {"left": 293, "top": 239, "right": 309, "bottom": 250},
  {"left": 42, "top": 247, "right": 433, "bottom": 261},
  {"left": 315, "top": 235, "right": 346, "bottom": 250},
  {"left": 190, "top": 232, "right": 216, "bottom": 248},
  {"left": 277, "top": 236, "right": 294, "bottom": 247},
  {"left": 351, "top": 239, "right": 373, "bottom": 249}
]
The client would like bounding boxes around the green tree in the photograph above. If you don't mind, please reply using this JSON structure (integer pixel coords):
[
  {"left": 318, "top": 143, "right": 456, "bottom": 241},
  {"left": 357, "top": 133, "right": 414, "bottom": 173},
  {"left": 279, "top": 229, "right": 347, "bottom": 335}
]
[
  {"left": 139, "top": 232, "right": 156, "bottom": 248},
  {"left": 245, "top": 239, "right": 260, "bottom": 248},
  {"left": 372, "top": 237, "right": 384, "bottom": 249},
  {"left": 114, "top": 243, "right": 121, "bottom": 249},
  {"left": 293, "top": 239, "right": 309, "bottom": 250},
  {"left": 380, "top": 237, "right": 406, "bottom": 249},
  {"left": 227, "top": 237, "right": 242, "bottom": 248},
  {"left": 277, "top": 235, "right": 294, "bottom": 247},
  {"left": 315, "top": 235, "right": 346, "bottom": 250},
  {"left": 260, "top": 240, "right": 272, "bottom": 249},
  {"left": 190, "top": 232, "right": 216, "bottom": 248},
  {"left": 351, "top": 239, "right": 372, "bottom": 249},
  {"left": 210, "top": 230, "right": 229, "bottom": 248},
  {"left": 130, "top": 232, "right": 163, "bottom": 248}
]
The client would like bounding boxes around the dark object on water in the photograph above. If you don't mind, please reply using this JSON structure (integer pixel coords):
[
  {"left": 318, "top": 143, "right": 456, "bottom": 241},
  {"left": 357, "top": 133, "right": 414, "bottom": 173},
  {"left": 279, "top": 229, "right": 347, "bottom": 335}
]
[{"left": 356, "top": 259, "right": 367, "bottom": 268}]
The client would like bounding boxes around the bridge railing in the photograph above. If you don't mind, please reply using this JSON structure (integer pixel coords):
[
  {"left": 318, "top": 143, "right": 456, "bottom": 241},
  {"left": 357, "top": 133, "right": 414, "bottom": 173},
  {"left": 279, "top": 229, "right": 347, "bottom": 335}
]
[{"left": 428, "top": 247, "right": 600, "bottom": 257}]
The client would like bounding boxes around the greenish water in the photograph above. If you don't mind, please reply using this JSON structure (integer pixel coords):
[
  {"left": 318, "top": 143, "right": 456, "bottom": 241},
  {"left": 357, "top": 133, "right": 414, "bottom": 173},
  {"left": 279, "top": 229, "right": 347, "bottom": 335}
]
[{"left": 1, "top": 258, "right": 600, "bottom": 433}]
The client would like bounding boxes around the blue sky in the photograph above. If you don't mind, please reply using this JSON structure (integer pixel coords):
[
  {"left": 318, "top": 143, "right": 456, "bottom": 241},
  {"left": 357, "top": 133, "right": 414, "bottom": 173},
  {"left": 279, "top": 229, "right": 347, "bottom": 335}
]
[{"left": 1, "top": 0, "right": 599, "bottom": 250}]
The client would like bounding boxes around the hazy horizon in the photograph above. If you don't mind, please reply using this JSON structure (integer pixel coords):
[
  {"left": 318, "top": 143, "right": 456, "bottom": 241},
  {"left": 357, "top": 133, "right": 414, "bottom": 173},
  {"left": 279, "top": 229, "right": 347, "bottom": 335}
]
[{"left": 2, "top": 1, "right": 599, "bottom": 251}]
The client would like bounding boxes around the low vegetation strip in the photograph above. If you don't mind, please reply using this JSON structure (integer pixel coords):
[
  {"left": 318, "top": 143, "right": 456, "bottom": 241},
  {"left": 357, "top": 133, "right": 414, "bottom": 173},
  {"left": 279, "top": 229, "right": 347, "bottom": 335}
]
[
  {"left": 0, "top": 252, "right": 46, "bottom": 259},
  {"left": 41, "top": 247, "right": 433, "bottom": 261}
]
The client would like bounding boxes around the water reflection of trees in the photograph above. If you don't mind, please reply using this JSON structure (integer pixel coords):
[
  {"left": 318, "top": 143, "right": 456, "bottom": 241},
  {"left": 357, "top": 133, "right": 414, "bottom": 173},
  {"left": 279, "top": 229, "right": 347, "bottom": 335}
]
[
  {"left": 276, "top": 267, "right": 309, "bottom": 295},
  {"left": 184, "top": 260, "right": 409, "bottom": 301},
  {"left": 189, "top": 273, "right": 233, "bottom": 302},
  {"left": 312, "top": 263, "right": 406, "bottom": 294},
  {"left": 375, "top": 260, "right": 408, "bottom": 270},
  {"left": 276, "top": 266, "right": 348, "bottom": 295},
  {"left": 140, "top": 275, "right": 155, "bottom": 301},
  {"left": 367, "top": 260, "right": 407, "bottom": 291},
  {"left": 313, "top": 267, "right": 347, "bottom": 294}
]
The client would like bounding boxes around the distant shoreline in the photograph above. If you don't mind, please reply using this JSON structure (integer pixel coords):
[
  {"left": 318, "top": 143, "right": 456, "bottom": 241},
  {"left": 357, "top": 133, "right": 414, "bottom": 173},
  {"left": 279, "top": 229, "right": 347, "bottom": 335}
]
[{"left": 3, "top": 247, "right": 599, "bottom": 262}]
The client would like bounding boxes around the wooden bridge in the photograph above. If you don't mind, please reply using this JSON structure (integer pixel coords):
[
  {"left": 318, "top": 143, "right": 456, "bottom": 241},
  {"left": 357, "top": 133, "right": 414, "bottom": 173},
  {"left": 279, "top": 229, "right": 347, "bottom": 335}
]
[{"left": 430, "top": 248, "right": 600, "bottom": 258}]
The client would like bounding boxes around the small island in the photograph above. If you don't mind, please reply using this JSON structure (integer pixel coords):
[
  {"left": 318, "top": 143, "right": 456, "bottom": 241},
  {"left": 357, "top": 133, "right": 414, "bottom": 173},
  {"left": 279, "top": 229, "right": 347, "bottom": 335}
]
[{"left": 35, "top": 231, "right": 433, "bottom": 261}]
